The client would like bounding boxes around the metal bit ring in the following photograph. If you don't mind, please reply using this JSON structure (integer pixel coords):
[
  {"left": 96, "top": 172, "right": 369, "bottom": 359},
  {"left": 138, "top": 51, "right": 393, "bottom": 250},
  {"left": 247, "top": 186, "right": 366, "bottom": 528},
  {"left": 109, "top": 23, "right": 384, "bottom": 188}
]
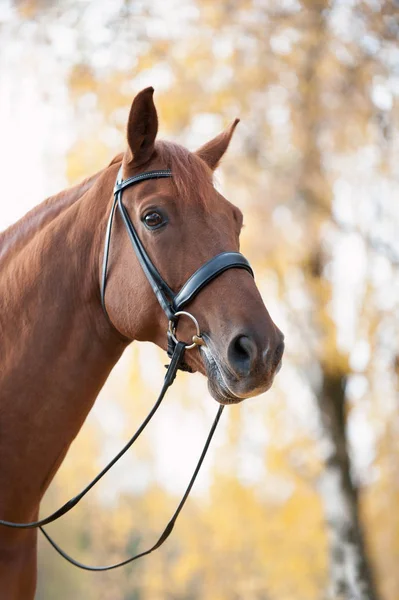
[{"left": 168, "top": 311, "right": 205, "bottom": 350}]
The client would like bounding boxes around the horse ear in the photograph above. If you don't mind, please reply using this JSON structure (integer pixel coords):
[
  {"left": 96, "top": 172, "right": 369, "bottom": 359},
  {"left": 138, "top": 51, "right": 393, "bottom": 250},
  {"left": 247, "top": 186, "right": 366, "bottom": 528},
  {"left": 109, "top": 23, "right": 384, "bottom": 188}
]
[
  {"left": 195, "top": 118, "right": 240, "bottom": 170},
  {"left": 125, "top": 87, "right": 158, "bottom": 167}
]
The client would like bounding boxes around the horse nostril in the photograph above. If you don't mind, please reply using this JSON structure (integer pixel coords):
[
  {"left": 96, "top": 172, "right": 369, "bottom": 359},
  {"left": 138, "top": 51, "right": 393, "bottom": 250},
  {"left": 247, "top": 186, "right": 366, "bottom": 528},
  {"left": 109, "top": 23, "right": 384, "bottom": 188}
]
[{"left": 228, "top": 334, "right": 257, "bottom": 377}]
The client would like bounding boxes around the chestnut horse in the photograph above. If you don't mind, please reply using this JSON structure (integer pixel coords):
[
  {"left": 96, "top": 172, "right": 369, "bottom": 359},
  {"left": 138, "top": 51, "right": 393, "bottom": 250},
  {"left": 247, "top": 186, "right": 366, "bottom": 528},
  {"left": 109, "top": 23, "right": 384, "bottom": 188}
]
[{"left": 0, "top": 87, "right": 284, "bottom": 599}]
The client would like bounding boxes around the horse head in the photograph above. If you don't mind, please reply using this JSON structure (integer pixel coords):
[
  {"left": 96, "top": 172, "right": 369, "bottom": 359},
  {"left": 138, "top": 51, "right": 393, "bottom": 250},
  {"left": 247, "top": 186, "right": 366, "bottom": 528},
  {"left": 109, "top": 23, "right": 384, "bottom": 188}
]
[{"left": 103, "top": 87, "right": 284, "bottom": 404}]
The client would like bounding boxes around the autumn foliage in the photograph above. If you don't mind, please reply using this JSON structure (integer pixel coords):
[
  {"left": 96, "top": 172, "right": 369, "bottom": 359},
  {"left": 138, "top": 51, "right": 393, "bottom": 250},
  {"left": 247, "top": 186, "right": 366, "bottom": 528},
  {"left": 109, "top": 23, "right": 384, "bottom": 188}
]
[{"left": 2, "top": 1, "right": 398, "bottom": 599}]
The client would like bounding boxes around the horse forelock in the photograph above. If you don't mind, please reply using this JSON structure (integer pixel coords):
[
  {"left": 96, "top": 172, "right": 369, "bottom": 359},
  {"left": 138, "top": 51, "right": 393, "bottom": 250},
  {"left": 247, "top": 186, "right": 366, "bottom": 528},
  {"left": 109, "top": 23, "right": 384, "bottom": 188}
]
[
  {"left": 110, "top": 142, "right": 215, "bottom": 210},
  {"left": 155, "top": 141, "right": 215, "bottom": 210}
]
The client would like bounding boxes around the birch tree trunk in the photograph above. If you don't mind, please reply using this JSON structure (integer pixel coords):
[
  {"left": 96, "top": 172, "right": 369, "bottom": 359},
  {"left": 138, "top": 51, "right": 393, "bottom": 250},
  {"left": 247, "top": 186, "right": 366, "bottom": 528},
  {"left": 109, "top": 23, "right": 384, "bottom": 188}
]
[
  {"left": 296, "top": 4, "right": 380, "bottom": 598},
  {"left": 317, "top": 370, "right": 378, "bottom": 600}
]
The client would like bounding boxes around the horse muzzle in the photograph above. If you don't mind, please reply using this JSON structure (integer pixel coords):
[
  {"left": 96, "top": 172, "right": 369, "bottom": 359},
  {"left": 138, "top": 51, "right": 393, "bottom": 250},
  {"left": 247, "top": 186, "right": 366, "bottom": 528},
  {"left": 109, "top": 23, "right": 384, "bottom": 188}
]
[{"left": 200, "top": 330, "right": 285, "bottom": 405}]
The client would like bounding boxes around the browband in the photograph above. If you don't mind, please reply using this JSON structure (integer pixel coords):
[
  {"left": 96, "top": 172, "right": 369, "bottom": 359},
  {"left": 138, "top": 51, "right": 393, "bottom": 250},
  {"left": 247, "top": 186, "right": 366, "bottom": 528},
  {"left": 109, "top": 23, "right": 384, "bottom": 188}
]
[{"left": 114, "top": 169, "right": 174, "bottom": 195}]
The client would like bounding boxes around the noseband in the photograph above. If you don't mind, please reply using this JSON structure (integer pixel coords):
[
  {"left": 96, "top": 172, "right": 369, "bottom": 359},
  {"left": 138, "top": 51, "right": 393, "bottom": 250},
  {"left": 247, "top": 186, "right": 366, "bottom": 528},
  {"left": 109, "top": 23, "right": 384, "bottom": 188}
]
[{"left": 0, "top": 166, "right": 254, "bottom": 572}]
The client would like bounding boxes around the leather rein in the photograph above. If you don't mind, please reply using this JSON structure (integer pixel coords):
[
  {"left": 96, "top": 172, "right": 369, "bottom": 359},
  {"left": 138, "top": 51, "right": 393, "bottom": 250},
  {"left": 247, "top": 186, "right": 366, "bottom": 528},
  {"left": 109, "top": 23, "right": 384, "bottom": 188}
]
[{"left": 0, "top": 166, "right": 254, "bottom": 571}]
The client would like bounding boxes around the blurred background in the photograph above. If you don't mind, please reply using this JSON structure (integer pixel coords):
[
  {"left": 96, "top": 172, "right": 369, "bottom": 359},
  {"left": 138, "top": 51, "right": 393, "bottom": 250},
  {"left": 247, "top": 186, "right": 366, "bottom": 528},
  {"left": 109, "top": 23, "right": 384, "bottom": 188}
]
[{"left": 1, "top": 1, "right": 398, "bottom": 599}]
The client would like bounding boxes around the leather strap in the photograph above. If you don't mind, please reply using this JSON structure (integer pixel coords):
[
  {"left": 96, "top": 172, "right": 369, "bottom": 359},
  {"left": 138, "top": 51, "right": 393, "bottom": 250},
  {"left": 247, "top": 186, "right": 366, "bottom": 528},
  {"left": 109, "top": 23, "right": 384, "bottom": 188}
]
[
  {"left": 114, "top": 169, "right": 173, "bottom": 194},
  {"left": 117, "top": 197, "right": 175, "bottom": 320},
  {"left": 0, "top": 340, "right": 223, "bottom": 571},
  {"left": 101, "top": 168, "right": 175, "bottom": 323},
  {"left": 173, "top": 252, "right": 254, "bottom": 311},
  {"left": 0, "top": 342, "right": 187, "bottom": 530},
  {"left": 100, "top": 195, "right": 118, "bottom": 323},
  {"left": 40, "top": 403, "right": 224, "bottom": 571}
]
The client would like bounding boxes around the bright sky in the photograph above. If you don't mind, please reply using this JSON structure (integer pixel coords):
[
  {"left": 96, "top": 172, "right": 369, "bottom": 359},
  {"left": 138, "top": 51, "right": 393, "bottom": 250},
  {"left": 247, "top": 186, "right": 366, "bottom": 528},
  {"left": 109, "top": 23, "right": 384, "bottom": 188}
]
[{"left": 0, "top": 10, "right": 72, "bottom": 230}]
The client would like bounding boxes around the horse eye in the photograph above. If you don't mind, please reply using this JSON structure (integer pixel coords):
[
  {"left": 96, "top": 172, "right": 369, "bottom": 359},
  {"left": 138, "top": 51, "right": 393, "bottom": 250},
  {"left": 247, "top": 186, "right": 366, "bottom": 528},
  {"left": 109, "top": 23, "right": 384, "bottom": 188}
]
[{"left": 143, "top": 211, "right": 165, "bottom": 230}]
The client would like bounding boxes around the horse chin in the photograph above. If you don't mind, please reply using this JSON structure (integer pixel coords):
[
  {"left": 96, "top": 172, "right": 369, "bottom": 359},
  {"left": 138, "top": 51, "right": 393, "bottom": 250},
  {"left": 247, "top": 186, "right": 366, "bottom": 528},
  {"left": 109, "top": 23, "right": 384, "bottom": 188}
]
[
  {"left": 207, "top": 379, "right": 246, "bottom": 405},
  {"left": 200, "top": 347, "right": 250, "bottom": 405}
]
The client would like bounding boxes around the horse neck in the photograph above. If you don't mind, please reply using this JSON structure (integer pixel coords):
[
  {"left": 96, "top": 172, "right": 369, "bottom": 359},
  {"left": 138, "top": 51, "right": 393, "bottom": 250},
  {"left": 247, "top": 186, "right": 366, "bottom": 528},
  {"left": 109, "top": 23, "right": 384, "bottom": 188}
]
[
  {"left": 0, "top": 164, "right": 128, "bottom": 516},
  {"left": 0, "top": 172, "right": 100, "bottom": 265}
]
